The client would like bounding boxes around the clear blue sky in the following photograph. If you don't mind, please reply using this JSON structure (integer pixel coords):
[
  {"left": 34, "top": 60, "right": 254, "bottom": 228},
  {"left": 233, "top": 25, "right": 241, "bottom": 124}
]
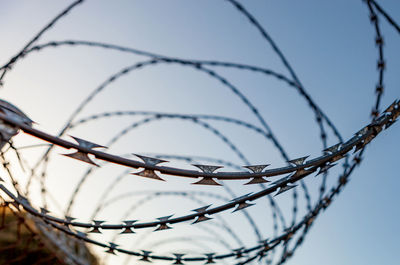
[{"left": 0, "top": 1, "right": 399, "bottom": 265}]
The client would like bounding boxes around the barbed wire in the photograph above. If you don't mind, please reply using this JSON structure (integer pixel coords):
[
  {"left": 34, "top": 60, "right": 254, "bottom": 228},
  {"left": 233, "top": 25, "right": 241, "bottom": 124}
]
[
  {"left": 0, "top": 102, "right": 398, "bottom": 261},
  {"left": 0, "top": 0, "right": 398, "bottom": 264}
]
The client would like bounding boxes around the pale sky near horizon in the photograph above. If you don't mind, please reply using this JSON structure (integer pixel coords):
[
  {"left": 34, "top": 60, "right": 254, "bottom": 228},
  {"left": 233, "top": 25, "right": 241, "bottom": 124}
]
[{"left": 0, "top": 1, "right": 399, "bottom": 265}]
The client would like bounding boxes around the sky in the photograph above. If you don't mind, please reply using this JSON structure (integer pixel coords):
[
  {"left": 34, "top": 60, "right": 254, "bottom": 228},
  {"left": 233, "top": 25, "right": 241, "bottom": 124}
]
[{"left": 0, "top": 1, "right": 399, "bottom": 265}]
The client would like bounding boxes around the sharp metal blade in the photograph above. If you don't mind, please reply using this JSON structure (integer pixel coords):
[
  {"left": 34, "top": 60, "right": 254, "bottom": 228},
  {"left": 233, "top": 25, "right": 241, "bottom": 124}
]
[
  {"left": 65, "top": 216, "right": 76, "bottom": 223},
  {"left": 134, "top": 154, "right": 168, "bottom": 166},
  {"left": 132, "top": 169, "right": 165, "bottom": 181},
  {"left": 244, "top": 177, "right": 270, "bottom": 185},
  {"left": 192, "top": 164, "right": 223, "bottom": 173},
  {"left": 192, "top": 215, "right": 213, "bottom": 224},
  {"left": 105, "top": 242, "right": 118, "bottom": 255},
  {"left": 316, "top": 163, "right": 337, "bottom": 176},
  {"left": 154, "top": 223, "right": 172, "bottom": 231},
  {"left": 120, "top": 220, "right": 137, "bottom": 234},
  {"left": 243, "top": 164, "right": 270, "bottom": 173},
  {"left": 232, "top": 202, "right": 255, "bottom": 212},
  {"left": 63, "top": 151, "right": 99, "bottom": 166},
  {"left": 192, "top": 178, "right": 222, "bottom": 186},
  {"left": 233, "top": 247, "right": 246, "bottom": 259},
  {"left": 40, "top": 207, "right": 49, "bottom": 214},
  {"left": 287, "top": 156, "right": 309, "bottom": 166},
  {"left": 88, "top": 220, "right": 105, "bottom": 234},
  {"left": 204, "top": 253, "right": 216, "bottom": 264},
  {"left": 157, "top": 215, "right": 173, "bottom": 222},
  {"left": 69, "top": 135, "right": 106, "bottom": 149},
  {"left": 140, "top": 250, "right": 152, "bottom": 262},
  {"left": 274, "top": 184, "right": 297, "bottom": 196},
  {"left": 173, "top": 254, "right": 185, "bottom": 264},
  {"left": 192, "top": 205, "right": 212, "bottom": 213},
  {"left": 323, "top": 143, "right": 342, "bottom": 154}
]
